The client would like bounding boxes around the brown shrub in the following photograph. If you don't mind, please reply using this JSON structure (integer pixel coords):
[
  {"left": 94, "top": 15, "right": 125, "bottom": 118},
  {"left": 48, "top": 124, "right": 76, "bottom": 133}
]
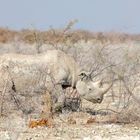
[{"left": 0, "top": 27, "right": 140, "bottom": 44}]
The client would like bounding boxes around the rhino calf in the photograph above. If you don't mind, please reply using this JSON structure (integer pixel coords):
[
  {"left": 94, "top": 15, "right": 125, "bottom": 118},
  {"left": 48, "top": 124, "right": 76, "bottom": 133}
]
[{"left": 0, "top": 50, "right": 113, "bottom": 112}]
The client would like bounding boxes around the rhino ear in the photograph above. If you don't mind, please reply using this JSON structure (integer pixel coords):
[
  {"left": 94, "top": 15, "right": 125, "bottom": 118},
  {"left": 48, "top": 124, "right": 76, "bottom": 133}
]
[{"left": 79, "top": 71, "right": 91, "bottom": 81}]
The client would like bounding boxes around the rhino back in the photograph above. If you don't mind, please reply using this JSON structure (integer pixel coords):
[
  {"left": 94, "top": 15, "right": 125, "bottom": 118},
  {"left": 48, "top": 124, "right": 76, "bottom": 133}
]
[{"left": 0, "top": 50, "right": 79, "bottom": 92}]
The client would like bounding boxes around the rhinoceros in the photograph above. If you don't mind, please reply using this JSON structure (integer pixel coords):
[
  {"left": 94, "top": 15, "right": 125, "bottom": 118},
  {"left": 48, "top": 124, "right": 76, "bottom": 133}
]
[{"left": 0, "top": 50, "right": 112, "bottom": 110}]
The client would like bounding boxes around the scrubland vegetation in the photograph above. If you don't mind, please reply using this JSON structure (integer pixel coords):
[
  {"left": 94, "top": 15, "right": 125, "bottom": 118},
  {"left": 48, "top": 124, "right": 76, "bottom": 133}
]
[{"left": 0, "top": 23, "right": 140, "bottom": 139}]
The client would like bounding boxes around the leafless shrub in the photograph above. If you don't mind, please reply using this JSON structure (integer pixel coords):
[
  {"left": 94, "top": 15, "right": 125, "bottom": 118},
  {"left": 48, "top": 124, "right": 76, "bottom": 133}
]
[
  {"left": 46, "top": 20, "right": 78, "bottom": 52},
  {"left": 0, "top": 63, "right": 51, "bottom": 118},
  {"left": 0, "top": 59, "right": 80, "bottom": 119},
  {"left": 97, "top": 44, "right": 140, "bottom": 123},
  {"left": 32, "top": 30, "right": 44, "bottom": 53}
]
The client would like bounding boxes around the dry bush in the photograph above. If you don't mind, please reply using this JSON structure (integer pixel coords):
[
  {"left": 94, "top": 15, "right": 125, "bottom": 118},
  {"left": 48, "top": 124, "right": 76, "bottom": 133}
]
[
  {"left": 0, "top": 63, "right": 52, "bottom": 118},
  {"left": 0, "top": 28, "right": 18, "bottom": 43},
  {"left": 0, "top": 26, "right": 140, "bottom": 45},
  {"left": 94, "top": 43, "right": 140, "bottom": 123},
  {"left": 0, "top": 60, "right": 80, "bottom": 121},
  {"left": 20, "top": 29, "right": 36, "bottom": 44}
]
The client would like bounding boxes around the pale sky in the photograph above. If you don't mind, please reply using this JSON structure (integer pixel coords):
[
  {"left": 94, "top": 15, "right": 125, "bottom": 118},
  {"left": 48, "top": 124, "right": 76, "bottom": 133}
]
[{"left": 0, "top": 0, "right": 140, "bottom": 33}]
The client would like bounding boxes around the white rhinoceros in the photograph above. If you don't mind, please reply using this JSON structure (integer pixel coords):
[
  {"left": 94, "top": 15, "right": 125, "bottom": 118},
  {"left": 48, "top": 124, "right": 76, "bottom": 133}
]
[{"left": 0, "top": 50, "right": 112, "bottom": 110}]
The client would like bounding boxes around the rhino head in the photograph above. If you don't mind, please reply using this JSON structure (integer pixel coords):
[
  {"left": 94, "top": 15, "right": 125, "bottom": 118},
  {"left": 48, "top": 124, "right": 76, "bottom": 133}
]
[{"left": 76, "top": 72, "right": 113, "bottom": 103}]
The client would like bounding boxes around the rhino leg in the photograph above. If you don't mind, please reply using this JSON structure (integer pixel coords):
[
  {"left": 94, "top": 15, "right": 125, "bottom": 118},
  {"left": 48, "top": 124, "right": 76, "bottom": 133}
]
[
  {"left": 51, "top": 84, "right": 65, "bottom": 112},
  {"left": 45, "top": 75, "right": 66, "bottom": 112}
]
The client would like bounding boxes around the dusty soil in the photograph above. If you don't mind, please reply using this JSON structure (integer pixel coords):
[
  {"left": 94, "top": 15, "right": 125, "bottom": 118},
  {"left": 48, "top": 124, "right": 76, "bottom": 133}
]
[
  {"left": 0, "top": 96, "right": 140, "bottom": 140},
  {"left": 0, "top": 111, "right": 140, "bottom": 140}
]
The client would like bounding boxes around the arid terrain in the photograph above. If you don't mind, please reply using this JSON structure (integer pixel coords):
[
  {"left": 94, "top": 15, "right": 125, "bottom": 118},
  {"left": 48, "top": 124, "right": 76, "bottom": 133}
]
[{"left": 0, "top": 28, "right": 140, "bottom": 140}]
